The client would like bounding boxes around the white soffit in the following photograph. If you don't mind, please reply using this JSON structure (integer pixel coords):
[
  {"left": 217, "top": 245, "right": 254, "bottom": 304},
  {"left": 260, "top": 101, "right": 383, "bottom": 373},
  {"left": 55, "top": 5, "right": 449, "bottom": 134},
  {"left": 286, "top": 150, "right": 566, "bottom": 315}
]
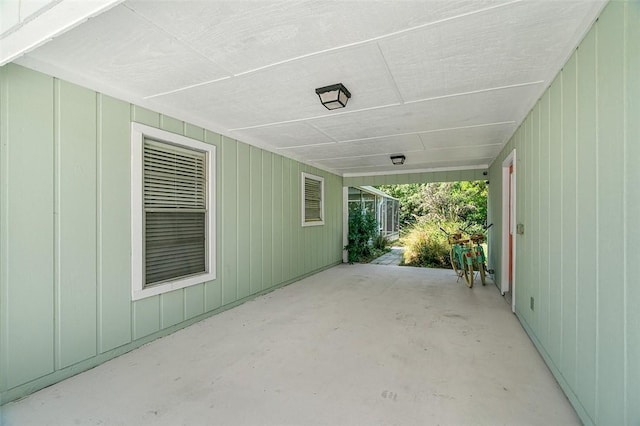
[
  {"left": 0, "top": 0, "right": 123, "bottom": 66},
  {"left": 378, "top": 0, "right": 603, "bottom": 101},
  {"left": 124, "top": 0, "right": 514, "bottom": 75},
  {"left": 280, "top": 134, "right": 427, "bottom": 161},
  {"left": 11, "top": 0, "right": 607, "bottom": 176}
]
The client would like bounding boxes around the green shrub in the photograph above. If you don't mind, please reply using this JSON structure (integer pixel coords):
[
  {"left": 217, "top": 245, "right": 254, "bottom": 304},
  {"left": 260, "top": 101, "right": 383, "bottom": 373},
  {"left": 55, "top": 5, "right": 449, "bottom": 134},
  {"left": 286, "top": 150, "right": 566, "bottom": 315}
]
[
  {"left": 401, "top": 221, "right": 453, "bottom": 268},
  {"left": 345, "top": 210, "right": 379, "bottom": 263},
  {"left": 373, "top": 234, "right": 389, "bottom": 250}
]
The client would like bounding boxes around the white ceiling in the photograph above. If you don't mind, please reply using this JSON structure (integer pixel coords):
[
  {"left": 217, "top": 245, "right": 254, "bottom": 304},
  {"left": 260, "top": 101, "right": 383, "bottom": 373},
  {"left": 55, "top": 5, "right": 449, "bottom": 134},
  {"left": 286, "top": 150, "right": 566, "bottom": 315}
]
[{"left": 14, "top": 0, "right": 606, "bottom": 176}]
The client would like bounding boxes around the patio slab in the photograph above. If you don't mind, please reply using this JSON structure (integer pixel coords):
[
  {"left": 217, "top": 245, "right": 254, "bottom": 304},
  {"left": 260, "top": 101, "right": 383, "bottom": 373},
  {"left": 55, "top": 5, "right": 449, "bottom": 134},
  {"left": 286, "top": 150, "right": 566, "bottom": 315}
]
[
  {"left": 370, "top": 246, "right": 404, "bottom": 265},
  {"left": 1, "top": 264, "right": 578, "bottom": 426}
]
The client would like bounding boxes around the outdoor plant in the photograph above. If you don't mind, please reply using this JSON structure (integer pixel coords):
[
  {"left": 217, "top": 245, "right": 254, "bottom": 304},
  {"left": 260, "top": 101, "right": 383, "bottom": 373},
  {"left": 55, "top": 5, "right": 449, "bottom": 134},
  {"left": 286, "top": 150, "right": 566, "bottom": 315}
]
[
  {"left": 402, "top": 221, "right": 452, "bottom": 268},
  {"left": 344, "top": 209, "right": 379, "bottom": 263},
  {"left": 373, "top": 234, "right": 389, "bottom": 251}
]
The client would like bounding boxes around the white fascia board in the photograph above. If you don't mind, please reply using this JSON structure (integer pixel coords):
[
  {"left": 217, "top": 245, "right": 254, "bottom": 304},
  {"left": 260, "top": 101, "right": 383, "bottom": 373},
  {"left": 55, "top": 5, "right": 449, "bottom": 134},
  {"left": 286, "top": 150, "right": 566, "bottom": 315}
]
[
  {"left": 342, "top": 164, "right": 489, "bottom": 178},
  {"left": 0, "top": 0, "right": 123, "bottom": 66},
  {"left": 357, "top": 186, "right": 399, "bottom": 201}
]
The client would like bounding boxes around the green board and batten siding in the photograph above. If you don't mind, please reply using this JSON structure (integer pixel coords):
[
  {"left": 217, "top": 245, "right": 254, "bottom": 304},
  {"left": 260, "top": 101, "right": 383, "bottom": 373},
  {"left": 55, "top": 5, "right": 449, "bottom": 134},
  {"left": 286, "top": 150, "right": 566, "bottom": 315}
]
[
  {"left": 0, "top": 64, "right": 343, "bottom": 403},
  {"left": 488, "top": 2, "right": 639, "bottom": 425}
]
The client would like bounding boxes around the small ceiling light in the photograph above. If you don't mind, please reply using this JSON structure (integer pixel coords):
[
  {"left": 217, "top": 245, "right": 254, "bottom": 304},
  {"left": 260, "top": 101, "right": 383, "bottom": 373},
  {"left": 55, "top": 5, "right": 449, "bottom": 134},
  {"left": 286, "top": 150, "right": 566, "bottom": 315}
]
[
  {"left": 390, "top": 154, "right": 406, "bottom": 165},
  {"left": 315, "top": 83, "right": 351, "bottom": 110}
]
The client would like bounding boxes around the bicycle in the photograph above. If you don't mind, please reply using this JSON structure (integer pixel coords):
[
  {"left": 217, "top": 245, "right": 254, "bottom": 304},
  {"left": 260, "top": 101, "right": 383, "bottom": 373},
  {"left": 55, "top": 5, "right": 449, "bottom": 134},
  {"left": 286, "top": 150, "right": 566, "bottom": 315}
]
[
  {"left": 469, "top": 223, "right": 493, "bottom": 286},
  {"left": 440, "top": 228, "right": 474, "bottom": 288}
]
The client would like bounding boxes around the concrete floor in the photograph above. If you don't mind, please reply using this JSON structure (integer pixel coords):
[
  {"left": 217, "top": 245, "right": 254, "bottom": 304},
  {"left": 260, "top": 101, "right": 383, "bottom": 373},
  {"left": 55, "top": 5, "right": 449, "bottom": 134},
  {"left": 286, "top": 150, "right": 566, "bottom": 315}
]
[{"left": 1, "top": 264, "right": 579, "bottom": 426}]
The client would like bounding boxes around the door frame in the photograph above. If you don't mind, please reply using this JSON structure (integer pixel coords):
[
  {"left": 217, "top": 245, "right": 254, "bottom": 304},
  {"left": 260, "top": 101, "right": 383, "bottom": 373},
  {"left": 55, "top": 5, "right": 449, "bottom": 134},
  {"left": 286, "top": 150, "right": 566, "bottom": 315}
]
[{"left": 501, "top": 150, "right": 516, "bottom": 313}]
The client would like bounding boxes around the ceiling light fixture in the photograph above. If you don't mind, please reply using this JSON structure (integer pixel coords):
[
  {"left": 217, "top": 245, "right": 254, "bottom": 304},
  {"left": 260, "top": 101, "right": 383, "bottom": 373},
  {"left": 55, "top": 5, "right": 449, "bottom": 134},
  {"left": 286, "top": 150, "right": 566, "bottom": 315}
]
[
  {"left": 390, "top": 154, "right": 406, "bottom": 165},
  {"left": 315, "top": 83, "right": 351, "bottom": 110}
]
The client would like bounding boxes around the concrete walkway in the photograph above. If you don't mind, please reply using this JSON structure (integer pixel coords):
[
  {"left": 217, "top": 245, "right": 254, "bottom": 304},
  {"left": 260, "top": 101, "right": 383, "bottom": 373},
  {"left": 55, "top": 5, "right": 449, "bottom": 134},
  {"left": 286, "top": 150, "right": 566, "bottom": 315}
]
[
  {"left": 1, "top": 265, "right": 578, "bottom": 426},
  {"left": 370, "top": 246, "right": 404, "bottom": 265}
]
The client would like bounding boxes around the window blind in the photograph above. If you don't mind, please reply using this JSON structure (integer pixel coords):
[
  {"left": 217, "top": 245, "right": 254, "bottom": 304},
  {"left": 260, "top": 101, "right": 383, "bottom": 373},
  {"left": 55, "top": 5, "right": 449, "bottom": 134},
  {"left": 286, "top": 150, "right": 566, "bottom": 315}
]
[
  {"left": 304, "top": 177, "right": 322, "bottom": 221},
  {"left": 143, "top": 138, "right": 207, "bottom": 286}
]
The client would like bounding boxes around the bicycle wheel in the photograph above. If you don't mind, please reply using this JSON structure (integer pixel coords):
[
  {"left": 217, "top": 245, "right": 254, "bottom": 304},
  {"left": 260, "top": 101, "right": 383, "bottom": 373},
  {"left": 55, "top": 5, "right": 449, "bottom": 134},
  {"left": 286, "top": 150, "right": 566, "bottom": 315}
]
[
  {"left": 464, "top": 263, "right": 474, "bottom": 288},
  {"left": 450, "top": 248, "right": 460, "bottom": 275},
  {"left": 479, "top": 262, "right": 486, "bottom": 285},
  {"left": 461, "top": 255, "right": 473, "bottom": 288}
]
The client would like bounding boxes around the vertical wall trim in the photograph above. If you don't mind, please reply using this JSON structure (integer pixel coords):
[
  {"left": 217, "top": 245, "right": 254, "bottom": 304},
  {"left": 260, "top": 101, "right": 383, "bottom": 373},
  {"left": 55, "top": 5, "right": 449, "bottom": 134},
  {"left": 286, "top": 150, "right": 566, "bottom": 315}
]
[
  {"left": 129, "top": 104, "right": 135, "bottom": 341},
  {"left": 593, "top": 21, "right": 600, "bottom": 423},
  {"left": 573, "top": 45, "right": 580, "bottom": 406},
  {"left": 622, "top": 3, "right": 628, "bottom": 423},
  {"left": 0, "top": 67, "right": 7, "bottom": 392},
  {"left": 96, "top": 93, "right": 103, "bottom": 354},
  {"left": 236, "top": 139, "right": 240, "bottom": 296},
  {"left": 249, "top": 146, "right": 253, "bottom": 293},
  {"left": 53, "top": 78, "right": 61, "bottom": 370},
  {"left": 559, "top": 73, "right": 564, "bottom": 364}
]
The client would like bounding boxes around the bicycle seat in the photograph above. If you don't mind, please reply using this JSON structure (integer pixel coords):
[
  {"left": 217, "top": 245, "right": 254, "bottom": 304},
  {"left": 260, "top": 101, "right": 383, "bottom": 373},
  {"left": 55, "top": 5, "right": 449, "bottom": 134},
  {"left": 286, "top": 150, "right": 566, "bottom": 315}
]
[
  {"left": 448, "top": 233, "right": 463, "bottom": 244},
  {"left": 452, "top": 238, "right": 470, "bottom": 244}
]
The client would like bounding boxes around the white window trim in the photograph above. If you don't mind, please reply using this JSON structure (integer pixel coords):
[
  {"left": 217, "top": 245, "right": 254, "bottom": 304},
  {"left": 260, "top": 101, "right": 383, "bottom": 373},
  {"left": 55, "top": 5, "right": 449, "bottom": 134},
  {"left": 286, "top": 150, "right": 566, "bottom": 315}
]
[
  {"left": 301, "top": 172, "right": 325, "bottom": 227},
  {"left": 131, "top": 122, "right": 216, "bottom": 301}
]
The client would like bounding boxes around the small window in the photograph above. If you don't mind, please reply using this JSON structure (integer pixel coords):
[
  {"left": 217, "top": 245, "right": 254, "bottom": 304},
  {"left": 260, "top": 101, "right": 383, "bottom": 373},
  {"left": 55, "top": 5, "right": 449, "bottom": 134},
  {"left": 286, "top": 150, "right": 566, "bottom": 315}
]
[
  {"left": 131, "top": 123, "right": 216, "bottom": 300},
  {"left": 302, "top": 172, "right": 324, "bottom": 226}
]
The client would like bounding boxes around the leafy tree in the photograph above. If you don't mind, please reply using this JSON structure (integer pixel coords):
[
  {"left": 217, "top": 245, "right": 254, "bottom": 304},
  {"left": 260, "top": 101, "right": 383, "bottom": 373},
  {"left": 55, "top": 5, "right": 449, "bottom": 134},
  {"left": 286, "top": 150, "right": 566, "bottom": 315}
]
[
  {"left": 376, "top": 181, "right": 488, "bottom": 268},
  {"left": 377, "top": 181, "right": 487, "bottom": 230},
  {"left": 344, "top": 207, "right": 379, "bottom": 263},
  {"left": 377, "top": 183, "right": 426, "bottom": 226}
]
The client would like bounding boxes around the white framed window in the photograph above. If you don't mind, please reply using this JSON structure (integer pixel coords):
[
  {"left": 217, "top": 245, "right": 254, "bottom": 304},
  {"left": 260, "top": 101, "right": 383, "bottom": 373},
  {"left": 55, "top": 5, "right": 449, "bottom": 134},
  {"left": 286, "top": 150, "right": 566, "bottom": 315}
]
[
  {"left": 301, "top": 172, "right": 324, "bottom": 226},
  {"left": 131, "top": 122, "right": 216, "bottom": 300}
]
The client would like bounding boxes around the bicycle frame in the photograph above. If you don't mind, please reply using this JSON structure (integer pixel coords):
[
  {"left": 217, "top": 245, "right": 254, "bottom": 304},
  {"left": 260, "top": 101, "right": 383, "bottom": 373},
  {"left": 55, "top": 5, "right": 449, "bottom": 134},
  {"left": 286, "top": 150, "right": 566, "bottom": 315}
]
[
  {"left": 469, "top": 223, "right": 493, "bottom": 286},
  {"left": 441, "top": 228, "right": 474, "bottom": 287}
]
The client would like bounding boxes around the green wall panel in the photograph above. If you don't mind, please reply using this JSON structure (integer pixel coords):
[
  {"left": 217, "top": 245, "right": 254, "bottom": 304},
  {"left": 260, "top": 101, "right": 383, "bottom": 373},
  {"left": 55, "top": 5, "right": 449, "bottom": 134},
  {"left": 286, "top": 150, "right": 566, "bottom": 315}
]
[
  {"left": 560, "top": 54, "right": 577, "bottom": 390},
  {"left": 249, "top": 146, "right": 263, "bottom": 295},
  {"left": 56, "top": 80, "right": 98, "bottom": 369},
  {"left": 575, "top": 27, "right": 598, "bottom": 421},
  {"left": 523, "top": 115, "right": 533, "bottom": 328},
  {"left": 161, "top": 291, "right": 184, "bottom": 329},
  {"left": 184, "top": 284, "right": 205, "bottom": 320},
  {"left": 0, "top": 63, "right": 343, "bottom": 404},
  {"left": 530, "top": 104, "right": 540, "bottom": 335},
  {"left": 487, "top": 2, "right": 638, "bottom": 424},
  {"left": 538, "top": 91, "right": 550, "bottom": 352},
  {"left": 282, "top": 158, "right": 292, "bottom": 282},
  {"left": 221, "top": 136, "right": 238, "bottom": 305},
  {"left": 548, "top": 78, "right": 562, "bottom": 364},
  {"left": 0, "top": 65, "right": 55, "bottom": 389},
  {"left": 133, "top": 296, "right": 160, "bottom": 340},
  {"left": 160, "top": 114, "right": 182, "bottom": 135},
  {"left": 595, "top": 3, "right": 625, "bottom": 422},
  {"left": 97, "top": 94, "right": 132, "bottom": 353},
  {"left": 184, "top": 123, "right": 204, "bottom": 141},
  {"left": 272, "top": 155, "right": 284, "bottom": 286},
  {"left": 290, "top": 161, "right": 301, "bottom": 278},
  {"left": 261, "top": 152, "right": 273, "bottom": 290},
  {"left": 625, "top": 2, "right": 640, "bottom": 423},
  {"left": 130, "top": 106, "right": 159, "bottom": 127},
  {"left": 236, "top": 142, "right": 251, "bottom": 299},
  {"left": 205, "top": 130, "right": 222, "bottom": 313},
  {"left": 204, "top": 280, "right": 222, "bottom": 313}
]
